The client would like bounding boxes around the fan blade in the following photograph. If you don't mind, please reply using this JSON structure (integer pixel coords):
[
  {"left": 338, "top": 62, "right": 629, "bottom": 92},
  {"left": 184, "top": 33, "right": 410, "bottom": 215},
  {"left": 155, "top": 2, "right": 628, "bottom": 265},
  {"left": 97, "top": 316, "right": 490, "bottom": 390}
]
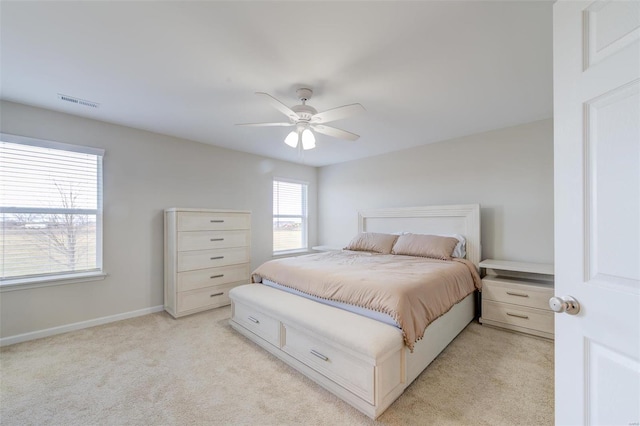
[
  {"left": 255, "top": 92, "right": 299, "bottom": 120},
  {"left": 312, "top": 124, "right": 360, "bottom": 141},
  {"left": 236, "top": 122, "right": 294, "bottom": 127},
  {"left": 311, "top": 103, "right": 365, "bottom": 124}
]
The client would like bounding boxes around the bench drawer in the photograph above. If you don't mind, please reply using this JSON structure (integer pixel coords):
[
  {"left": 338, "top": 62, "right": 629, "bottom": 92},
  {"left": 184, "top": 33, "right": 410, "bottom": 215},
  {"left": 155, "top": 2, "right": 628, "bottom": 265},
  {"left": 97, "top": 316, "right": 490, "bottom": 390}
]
[
  {"left": 282, "top": 325, "right": 374, "bottom": 404},
  {"left": 232, "top": 301, "right": 281, "bottom": 347}
]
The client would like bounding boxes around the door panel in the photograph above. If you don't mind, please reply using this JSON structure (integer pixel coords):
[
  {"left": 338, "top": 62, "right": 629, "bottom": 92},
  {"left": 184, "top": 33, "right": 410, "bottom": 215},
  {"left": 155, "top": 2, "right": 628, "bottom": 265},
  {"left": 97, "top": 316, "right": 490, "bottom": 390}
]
[{"left": 553, "top": 1, "right": 640, "bottom": 425}]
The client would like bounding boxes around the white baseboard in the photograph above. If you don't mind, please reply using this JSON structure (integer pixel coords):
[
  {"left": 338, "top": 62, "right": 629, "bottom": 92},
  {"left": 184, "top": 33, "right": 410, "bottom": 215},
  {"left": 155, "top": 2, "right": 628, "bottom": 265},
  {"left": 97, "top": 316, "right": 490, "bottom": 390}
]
[{"left": 0, "top": 305, "right": 165, "bottom": 347}]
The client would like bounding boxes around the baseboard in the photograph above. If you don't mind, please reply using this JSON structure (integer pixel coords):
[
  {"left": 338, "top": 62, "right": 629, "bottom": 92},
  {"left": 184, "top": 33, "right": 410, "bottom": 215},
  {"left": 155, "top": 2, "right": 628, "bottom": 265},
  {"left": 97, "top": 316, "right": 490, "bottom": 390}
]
[{"left": 0, "top": 305, "right": 165, "bottom": 347}]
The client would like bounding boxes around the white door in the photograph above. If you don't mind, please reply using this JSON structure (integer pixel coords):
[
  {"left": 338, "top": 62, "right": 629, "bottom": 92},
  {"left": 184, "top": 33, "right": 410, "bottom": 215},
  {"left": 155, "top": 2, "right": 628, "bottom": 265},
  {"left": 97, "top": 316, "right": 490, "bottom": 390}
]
[{"left": 553, "top": 1, "right": 640, "bottom": 425}]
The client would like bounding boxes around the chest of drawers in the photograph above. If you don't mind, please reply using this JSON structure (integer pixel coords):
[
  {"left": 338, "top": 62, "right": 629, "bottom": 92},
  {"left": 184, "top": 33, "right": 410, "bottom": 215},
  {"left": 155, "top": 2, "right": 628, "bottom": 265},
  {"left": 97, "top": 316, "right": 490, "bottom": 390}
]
[{"left": 164, "top": 208, "right": 251, "bottom": 318}]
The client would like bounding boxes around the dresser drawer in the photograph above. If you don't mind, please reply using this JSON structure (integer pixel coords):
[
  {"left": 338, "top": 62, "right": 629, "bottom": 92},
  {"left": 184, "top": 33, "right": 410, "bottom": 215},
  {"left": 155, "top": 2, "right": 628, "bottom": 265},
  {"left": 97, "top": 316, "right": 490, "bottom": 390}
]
[
  {"left": 178, "top": 230, "right": 250, "bottom": 251},
  {"left": 232, "top": 301, "right": 281, "bottom": 347},
  {"left": 176, "top": 282, "right": 241, "bottom": 313},
  {"left": 178, "top": 212, "right": 250, "bottom": 231},
  {"left": 282, "top": 325, "right": 374, "bottom": 404},
  {"left": 177, "top": 247, "right": 250, "bottom": 272},
  {"left": 482, "top": 300, "right": 554, "bottom": 335},
  {"left": 177, "top": 263, "right": 250, "bottom": 292},
  {"left": 482, "top": 277, "right": 553, "bottom": 310}
]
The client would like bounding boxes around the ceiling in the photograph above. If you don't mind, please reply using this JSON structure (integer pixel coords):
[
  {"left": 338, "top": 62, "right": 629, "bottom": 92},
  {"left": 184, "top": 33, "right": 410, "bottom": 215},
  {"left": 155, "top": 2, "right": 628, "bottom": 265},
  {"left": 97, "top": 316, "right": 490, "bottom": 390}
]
[{"left": 0, "top": 1, "right": 553, "bottom": 167}]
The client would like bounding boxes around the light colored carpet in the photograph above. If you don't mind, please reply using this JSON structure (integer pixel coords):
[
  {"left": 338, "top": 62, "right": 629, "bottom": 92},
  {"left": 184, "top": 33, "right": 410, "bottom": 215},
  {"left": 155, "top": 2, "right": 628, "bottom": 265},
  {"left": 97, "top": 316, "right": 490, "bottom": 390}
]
[{"left": 0, "top": 306, "right": 553, "bottom": 425}]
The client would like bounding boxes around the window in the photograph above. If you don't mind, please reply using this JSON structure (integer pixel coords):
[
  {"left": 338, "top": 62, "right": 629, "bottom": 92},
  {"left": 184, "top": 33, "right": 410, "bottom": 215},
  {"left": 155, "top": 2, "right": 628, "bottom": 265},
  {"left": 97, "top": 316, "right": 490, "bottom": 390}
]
[
  {"left": 273, "top": 179, "right": 308, "bottom": 254},
  {"left": 0, "top": 133, "right": 104, "bottom": 286}
]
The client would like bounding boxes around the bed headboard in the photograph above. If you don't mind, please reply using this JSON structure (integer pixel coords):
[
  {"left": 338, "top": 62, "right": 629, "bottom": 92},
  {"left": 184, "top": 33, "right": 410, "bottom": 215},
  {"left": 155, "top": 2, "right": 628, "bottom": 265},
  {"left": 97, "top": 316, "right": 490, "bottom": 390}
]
[{"left": 358, "top": 204, "right": 481, "bottom": 270}]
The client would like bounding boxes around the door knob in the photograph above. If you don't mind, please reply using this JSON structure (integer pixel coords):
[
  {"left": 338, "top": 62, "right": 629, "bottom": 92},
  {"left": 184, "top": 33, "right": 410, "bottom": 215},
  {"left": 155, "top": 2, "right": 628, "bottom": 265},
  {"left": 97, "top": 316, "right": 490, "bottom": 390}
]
[{"left": 549, "top": 296, "right": 580, "bottom": 315}]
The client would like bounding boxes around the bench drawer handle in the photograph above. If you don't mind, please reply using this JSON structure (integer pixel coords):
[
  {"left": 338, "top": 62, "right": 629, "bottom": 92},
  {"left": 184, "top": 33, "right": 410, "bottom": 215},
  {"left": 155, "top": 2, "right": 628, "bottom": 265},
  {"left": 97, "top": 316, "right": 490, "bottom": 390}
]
[
  {"left": 506, "top": 291, "right": 529, "bottom": 298},
  {"left": 248, "top": 316, "right": 260, "bottom": 324},
  {"left": 506, "top": 312, "right": 529, "bottom": 320},
  {"left": 310, "top": 349, "right": 329, "bottom": 362}
]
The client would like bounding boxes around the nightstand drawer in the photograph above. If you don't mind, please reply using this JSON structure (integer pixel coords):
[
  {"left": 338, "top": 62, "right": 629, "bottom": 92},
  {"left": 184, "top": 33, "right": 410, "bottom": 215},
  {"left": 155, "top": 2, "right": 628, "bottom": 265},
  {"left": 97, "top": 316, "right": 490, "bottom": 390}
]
[
  {"left": 482, "top": 277, "right": 553, "bottom": 310},
  {"left": 482, "top": 300, "right": 554, "bottom": 335}
]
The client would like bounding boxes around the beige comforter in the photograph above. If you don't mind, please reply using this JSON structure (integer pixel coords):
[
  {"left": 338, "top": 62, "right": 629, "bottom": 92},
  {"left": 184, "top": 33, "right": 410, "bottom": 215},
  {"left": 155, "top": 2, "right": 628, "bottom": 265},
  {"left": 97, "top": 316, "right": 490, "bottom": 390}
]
[{"left": 251, "top": 250, "right": 482, "bottom": 350}]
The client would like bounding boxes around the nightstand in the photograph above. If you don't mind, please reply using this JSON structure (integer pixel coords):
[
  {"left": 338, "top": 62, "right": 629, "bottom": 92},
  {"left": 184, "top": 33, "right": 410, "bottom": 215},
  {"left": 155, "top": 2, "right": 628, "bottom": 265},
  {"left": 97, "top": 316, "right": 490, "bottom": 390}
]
[{"left": 479, "top": 259, "right": 554, "bottom": 339}]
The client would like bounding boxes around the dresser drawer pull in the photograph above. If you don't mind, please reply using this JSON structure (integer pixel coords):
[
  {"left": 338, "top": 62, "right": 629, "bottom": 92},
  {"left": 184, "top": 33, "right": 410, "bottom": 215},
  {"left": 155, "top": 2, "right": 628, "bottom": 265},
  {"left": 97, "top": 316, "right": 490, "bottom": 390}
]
[
  {"left": 506, "top": 291, "right": 529, "bottom": 298},
  {"left": 209, "top": 292, "right": 224, "bottom": 298},
  {"left": 210, "top": 274, "right": 224, "bottom": 279},
  {"left": 210, "top": 238, "right": 224, "bottom": 242},
  {"left": 310, "top": 349, "right": 329, "bottom": 362},
  {"left": 248, "top": 316, "right": 260, "bottom": 324},
  {"left": 210, "top": 220, "right": 225, "bottom": 223},
  {"left": 506, "top": 312, "right": 529, "bottom": 320},
  {"left": 210, "top": 256, "right": 224, "bottom": 260}
]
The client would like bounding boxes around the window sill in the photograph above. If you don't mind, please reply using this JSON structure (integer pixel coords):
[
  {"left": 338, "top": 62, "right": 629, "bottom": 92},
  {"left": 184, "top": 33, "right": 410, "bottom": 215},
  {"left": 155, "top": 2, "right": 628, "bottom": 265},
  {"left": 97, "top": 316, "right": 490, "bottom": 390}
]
[
  {"left": 272, "top": 249, "right": 313, "bottom": 259},
  {"left": 0, "top": 271, "right": 107, "bottom": 292}
]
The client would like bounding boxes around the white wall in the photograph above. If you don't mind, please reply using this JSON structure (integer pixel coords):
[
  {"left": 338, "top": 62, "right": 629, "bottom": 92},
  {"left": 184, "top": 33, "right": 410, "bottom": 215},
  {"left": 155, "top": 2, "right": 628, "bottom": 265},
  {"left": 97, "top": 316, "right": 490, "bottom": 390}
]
[
  {"left": 318, "top": 119, "right": 554, "bottom": 264},
  {"left": 0, "top": 101, "right": 317, "bottom": 339}
]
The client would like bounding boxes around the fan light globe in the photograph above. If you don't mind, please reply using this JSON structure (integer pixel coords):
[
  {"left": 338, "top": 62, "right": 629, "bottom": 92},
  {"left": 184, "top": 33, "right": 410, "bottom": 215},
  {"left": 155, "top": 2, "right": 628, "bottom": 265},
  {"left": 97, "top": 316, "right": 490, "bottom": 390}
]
[
  {"left": 284, "top": 131, "right": 298, "bottom": 148},
  {"left": 301, "top": 129, "right": 316, "bottom": 150}
]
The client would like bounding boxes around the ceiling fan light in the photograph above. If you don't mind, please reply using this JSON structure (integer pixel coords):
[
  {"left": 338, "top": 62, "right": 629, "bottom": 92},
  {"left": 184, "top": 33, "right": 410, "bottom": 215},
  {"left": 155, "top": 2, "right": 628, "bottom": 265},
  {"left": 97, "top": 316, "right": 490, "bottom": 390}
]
[
  {"left": 284, "top": 131, "right": 298, "bottom": 148},
  {"left": 301, "top": 129, "right": 316, "bottom": 150}
]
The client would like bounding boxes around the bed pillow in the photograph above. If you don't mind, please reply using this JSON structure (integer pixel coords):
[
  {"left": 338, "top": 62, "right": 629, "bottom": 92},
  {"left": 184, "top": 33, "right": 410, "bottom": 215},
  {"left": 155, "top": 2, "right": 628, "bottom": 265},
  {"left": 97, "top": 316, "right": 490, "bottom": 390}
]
[
  {"left": 343, "top": 232, "right": 399, "bottom": 254},
  {"left": 437, "top": 233, "right": 466, "bottom": 258},
  {"left": 391, "top": 233, "right": 459, "bottom": 260}
]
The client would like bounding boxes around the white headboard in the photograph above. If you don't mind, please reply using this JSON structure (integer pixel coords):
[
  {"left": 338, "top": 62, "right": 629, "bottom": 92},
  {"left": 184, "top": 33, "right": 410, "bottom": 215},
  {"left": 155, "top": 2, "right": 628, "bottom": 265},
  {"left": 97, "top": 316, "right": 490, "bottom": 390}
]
[{"left": 358, "top": 204, "right": 481, "bottom": 270}]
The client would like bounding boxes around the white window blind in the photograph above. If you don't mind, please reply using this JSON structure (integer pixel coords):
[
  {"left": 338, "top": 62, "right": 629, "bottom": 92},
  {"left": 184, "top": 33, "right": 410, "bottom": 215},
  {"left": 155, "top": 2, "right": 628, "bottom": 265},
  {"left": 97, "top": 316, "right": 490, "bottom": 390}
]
[
  {"left": 0, "top": 134, "right": 104, "bottom": 283},
  {"left": 273, "top": 179, "right": 308, "bottom": 253}
]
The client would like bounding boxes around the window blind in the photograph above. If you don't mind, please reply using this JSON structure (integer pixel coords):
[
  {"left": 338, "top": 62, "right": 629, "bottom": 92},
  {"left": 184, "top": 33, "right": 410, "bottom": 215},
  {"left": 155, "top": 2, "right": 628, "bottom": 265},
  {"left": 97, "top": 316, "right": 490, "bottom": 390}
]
[
  {"left": 273, "top": 179, "right": 308, "bottom": 253},
  {"left": 0, "top": 135, "right": 104, "bottom": 282}
]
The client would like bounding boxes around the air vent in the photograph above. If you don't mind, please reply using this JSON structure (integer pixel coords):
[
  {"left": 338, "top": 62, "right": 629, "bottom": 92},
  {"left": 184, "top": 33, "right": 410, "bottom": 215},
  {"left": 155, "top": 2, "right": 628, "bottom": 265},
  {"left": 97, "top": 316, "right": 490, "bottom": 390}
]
[{"left": 57, "top": 94, "right": 100, "bottom": 108}]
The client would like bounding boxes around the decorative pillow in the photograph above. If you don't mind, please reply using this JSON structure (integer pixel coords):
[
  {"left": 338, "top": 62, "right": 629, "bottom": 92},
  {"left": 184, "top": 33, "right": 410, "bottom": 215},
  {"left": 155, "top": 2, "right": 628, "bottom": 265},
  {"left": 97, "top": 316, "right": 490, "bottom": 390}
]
[
  {"left": 344, "top": 232, "right": 399, "bottom": 254},
  {"left": 391, "top": 234, "right": 459, "bottom": 260}
]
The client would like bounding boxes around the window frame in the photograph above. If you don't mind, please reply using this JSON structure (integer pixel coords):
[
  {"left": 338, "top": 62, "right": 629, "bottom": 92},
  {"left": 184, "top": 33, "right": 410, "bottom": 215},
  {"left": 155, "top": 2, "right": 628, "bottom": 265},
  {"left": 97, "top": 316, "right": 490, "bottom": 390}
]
[
  {"left": 0, "top": 133, "right": 106, "bottom": 290},
  {"left": 272, "top": 177, "right": 309, "bottom": 256}
]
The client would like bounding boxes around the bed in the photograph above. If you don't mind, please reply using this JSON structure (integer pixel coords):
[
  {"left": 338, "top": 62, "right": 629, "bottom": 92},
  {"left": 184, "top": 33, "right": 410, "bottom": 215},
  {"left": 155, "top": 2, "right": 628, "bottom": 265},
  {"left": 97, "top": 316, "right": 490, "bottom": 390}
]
[{"left": 229, "top": 204, "right": 481, "bottom": 419}]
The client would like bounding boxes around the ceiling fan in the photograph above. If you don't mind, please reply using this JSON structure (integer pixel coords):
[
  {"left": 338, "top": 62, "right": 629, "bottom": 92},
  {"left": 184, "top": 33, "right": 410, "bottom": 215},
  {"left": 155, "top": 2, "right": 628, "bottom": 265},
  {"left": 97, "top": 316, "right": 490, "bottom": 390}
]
[{"left": 237, "top": 88, "right": 365, "bottom": 150}]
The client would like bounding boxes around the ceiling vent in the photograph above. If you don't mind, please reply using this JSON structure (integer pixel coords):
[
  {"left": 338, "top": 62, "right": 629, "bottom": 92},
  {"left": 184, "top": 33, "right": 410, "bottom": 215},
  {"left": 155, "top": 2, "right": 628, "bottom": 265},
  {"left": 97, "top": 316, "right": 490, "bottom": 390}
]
[{"left": 57, "top": 94, "right": 99, "bottom": 108}]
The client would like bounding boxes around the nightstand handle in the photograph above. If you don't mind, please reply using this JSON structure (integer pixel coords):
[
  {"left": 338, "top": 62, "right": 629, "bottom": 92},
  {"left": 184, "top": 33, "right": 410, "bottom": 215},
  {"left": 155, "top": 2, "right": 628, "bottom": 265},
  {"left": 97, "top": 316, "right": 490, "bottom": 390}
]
[
  {"left": 209, "top": 292, "right": 223, "bottom": 298},
  {"left": 210, "top": 238, "right": 224, "bottom": 242},
  {"left": 210, "top": 256, "right": 224, "bottom": 260},
  {"left": 506, "top": 291, "right": 529, "bottom": 298},
  {"left": 248, "top": 316, "right": 260, "bottom": 324},
  {"left": 210, "top": 274, "right": 224, "bottom": 279},
  {"left": 210, "top": 220, "right": 224, "bottom": 223},
  {"left": 506, "top": 312, "right": 529, "bottom": 319}
]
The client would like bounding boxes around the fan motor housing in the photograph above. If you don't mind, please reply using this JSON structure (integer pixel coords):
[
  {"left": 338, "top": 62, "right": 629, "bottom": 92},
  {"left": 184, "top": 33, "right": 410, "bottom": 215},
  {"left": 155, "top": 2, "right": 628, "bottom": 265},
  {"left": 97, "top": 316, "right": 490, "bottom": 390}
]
[{"left": 292, "top": 104, "right": 317, "bottom": 121}]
